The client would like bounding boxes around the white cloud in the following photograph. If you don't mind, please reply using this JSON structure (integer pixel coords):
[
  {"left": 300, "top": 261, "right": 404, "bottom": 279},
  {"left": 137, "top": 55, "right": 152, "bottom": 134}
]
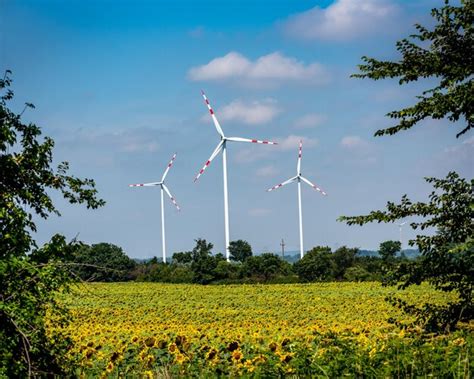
[
  {"left": 100, "top": 131, "right": 160, "bottom": 154},
  {"left": 339, "top": 135, "right": 377, "bottom": 166},
  {"left": 189, "top": 52, "right": 250, "bottom": 81},
  {"left": 248, "top": 208, "right": 272, "bottom": 217},
  {"left": 340, "top": 135, "right": 369, "bottom": 149},
  {"left": 234, "top": 148, "right": 273, "bottom": 164},
  {"left": 52, "top": 127, "right": 163, "bottom": 169},
  {"left": 283, "top": 0, "right": 399, "bottom": 41},
  {"left": 294, "top": 113, "right": 327, "bottom": 129},
  {"left": 424, "top": 136, "right": 474, "bottom": 173},
  {"left": 256, "top": 165, "right": 279, "bottom": 177},
  {"left": 234, "top": 135, "right": 317, "bottom": 164},
  {"left": 277, "top": 135, "right": 318, "bottom": 151},
  {"left": 188, "top": 52, "right": 328, "bottom": 87},
  {"left": 121, "top": 139, "right": 159, "bottom": 153},
  {"left": 59, "top": 128, "right": 161, "bottom": 154},
  {"left": 249, "top": 53, "right": 325, "bottom": 82},
  {"left": 463, "top": 136, "right": 474, "bottom": 146},
  {"left": 444, "top": 136, "right": 474, "bottom": 154},
  {"left": 218, "top": 99, "right": 281, "bottom": 125}
]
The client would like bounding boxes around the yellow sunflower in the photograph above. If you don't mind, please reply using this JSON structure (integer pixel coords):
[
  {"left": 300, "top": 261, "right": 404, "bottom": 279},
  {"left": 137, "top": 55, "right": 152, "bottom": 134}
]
[
  {"left": 105, "top": 362, "right": 114, "bottom": 373},
  {"left": 168, "top": 342, "right": 178, "bottom": 354},
  {"left": 231, "top": 350, "right": 243, "bottom": 361}
]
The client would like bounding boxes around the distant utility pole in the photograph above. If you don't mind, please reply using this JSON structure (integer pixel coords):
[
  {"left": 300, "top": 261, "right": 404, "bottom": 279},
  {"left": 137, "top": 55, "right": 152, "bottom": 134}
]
[{"left": 280, "top": 238, "right": 285, "bottom": 258}]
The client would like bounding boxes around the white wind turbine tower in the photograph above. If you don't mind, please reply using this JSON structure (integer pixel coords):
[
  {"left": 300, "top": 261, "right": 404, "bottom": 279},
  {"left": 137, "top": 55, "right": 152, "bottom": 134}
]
[
  {"left": 129, "top": 153, "right": 180, "bottom": 263},
  {"left": 195, "top": 90, "right": 278, "bottom": 261},
  {"left": 266, "top": 140, "right": 327, "bottom": 259},
  {"left": 398, "top": 221, "right": 407, "bottom": 249}
]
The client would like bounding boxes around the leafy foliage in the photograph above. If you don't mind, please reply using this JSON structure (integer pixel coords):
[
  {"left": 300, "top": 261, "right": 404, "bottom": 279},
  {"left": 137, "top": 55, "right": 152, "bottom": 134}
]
[
  {"left": 332, "top": 246, "right": 359, "bottom": 279},
  {"left": 353, "top": 0, "right": 473, "bottom": 138},
  {"left": 190, "top": 239, "right": 224, "bottom": 284},
  {"left": 229, "top": 239, "right": 253, "bottom": 263},
  {"left": 139, "top": 241, "right": 292, "bottom": 284},
  {"left": 134, "top": 241, "right": 399, "bottom": 284},
  {"left": 241, "top": 253, "right": 291, "bottom": 282},
  {"left": 172, "top": 251, "right": 193, "bottom": 265},
  {"left": 344, "top": 266, "right": 371, "bottom": 282},
  {"left": 346, "top": 1, "right": 473, "bottom": 332},
  {"left": 340, "top": 172, "right": 473, "bottom": 331},
  {"left": 0, "top": 71, "right": 105, "bottom": 376},
  {"left": 68, "top": 243, "right": 137, "bottom": 282},
  {"left": 294, "top": 246, "right": 335, "bottom": 282},
  {"left": 379, "top": 240, "right": 401, "bottom": 263}
]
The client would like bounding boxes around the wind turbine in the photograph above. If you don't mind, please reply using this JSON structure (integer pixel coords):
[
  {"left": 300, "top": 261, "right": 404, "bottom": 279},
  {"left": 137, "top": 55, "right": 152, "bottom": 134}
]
[
  {"left": 398, "top": 221, "right": 407, "bottom": 249},
  {"left": 129, "top": 153, "right": 180, "bottom": 263},
  {"left": 195, "top": 90, "right": 278, "bottom": 261},
  {"left": 266, "top": 140, "right": 327, "bottom": 259}
]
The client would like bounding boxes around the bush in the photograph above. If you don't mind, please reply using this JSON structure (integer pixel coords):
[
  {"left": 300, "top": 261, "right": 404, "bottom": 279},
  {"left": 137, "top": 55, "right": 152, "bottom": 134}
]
[
  {"left": 68, "top": 243, "right": 136, "bottom": 282},
  {"left": 241, "top": 253, "right": 291, "bottom": 282},
  {"left": 344, "top": 266, "right": 371, "bottom": 282},
  {"left": 294, "top": 247, "right": 335, "bottom": 282}
]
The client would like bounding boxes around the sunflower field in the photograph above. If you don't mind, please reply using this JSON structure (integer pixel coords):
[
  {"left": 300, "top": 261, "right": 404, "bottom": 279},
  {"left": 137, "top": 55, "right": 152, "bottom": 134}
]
[{"left": 57, "top": 282, "right": 473, "bottom": 377}]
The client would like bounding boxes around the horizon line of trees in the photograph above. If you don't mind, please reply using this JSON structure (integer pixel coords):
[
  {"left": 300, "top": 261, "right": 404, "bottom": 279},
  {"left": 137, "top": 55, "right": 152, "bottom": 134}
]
[{"left": 67, "top": 238, "right": 410, "bottom": 284}]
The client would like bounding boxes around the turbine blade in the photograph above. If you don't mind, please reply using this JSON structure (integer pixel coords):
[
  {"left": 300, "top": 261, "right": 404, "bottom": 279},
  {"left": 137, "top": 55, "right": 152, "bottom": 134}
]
[
  {"left": 227, "top": 136, "right": 278, "bottom": 145},
  {"left": 266, "top": 176, "right": 297, "bottom": 192},
  {"left": 201, "top": 90, "right": 225, "bottom": 138},
  {"left": 162, "top": 184, "right": 180, "bottom": 211},
  {"left": 297, "top": 140, "right": 302, "bottom": 174},
  {"left": 129, "top": 182, "right": 161, "bottom": 187},
  {"left": 161, "top": 152, "right": 177, "bottom": 182},
  {"left": 194, "top": 140, "right": 224, "bottom": 182},
  {"left": 300, "top": 176, "right": 327, "bottom": 196}
]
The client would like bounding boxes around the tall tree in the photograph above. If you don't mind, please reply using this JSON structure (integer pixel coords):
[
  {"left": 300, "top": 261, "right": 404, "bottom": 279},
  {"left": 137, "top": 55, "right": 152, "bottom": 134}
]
[
  {"left": 341, "top": 1, "right": 473, "bottom": 331},
  {"left": 190, "top": 239, "right": 222, "bottom": 284},
  {"left": 294, "top": 246, "right": 335, "bottom": 282},
  {"left": 340, "top": 173, "right": 473, "bottom": 330},
  {"left": 229, "top": 239, "right": 253, "bottom": 263},
  {"left": 379, "top": 240, "right": 401, "bottom": 263},
  {"left": 354, "top": 0, "right": 473, "bottom": 138},
  {"left": 332, "top": 246, "right": 358, "bottom": 279},
  {"left": 0, "top": 71, "right": 105, "bottom": 376},
  {"left": 70, "top": 243, "right": 136, "bottom": 282},
  {"left": 241, "top": 253, "right": 290, "bottom": 282},
  {"left": 172, "top": 251, "right": 193, "bottom": 265}
]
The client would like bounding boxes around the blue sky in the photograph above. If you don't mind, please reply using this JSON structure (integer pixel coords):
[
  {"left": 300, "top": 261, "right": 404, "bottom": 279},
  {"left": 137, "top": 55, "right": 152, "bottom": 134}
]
[{"left": 2, "top": 0, "right": 472, "bottom": 258}]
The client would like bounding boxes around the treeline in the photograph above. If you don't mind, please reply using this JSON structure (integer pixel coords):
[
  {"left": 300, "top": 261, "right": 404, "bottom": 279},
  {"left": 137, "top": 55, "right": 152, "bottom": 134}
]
[{"left": 67, "top": 239, "right": 411, "bottom": 284}]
